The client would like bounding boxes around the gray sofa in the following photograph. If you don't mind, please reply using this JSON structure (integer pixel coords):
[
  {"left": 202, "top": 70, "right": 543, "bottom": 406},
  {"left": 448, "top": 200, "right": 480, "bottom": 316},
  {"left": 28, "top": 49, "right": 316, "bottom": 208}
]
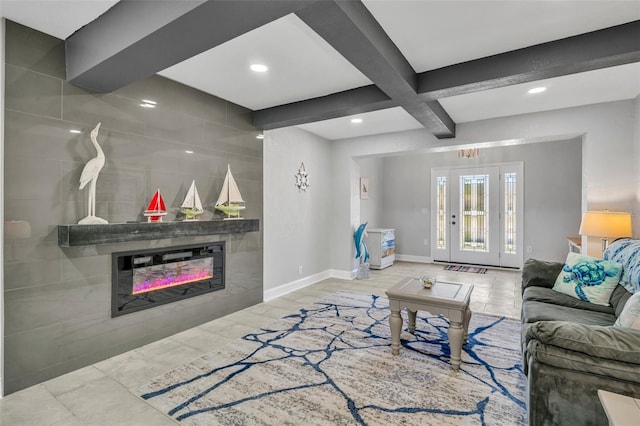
[{"left": 521, "top": 257, "right": 640, "bottom": 426}]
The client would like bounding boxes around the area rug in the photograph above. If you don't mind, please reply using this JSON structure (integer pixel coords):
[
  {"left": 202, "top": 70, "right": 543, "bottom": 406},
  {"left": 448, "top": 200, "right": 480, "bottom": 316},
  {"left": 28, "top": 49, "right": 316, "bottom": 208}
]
[
  {"left": 444, "top": 265, "right": 488, "bottom": 274},
  {"left": 138, "top": 291, "right": 525, "bottom": 425}
]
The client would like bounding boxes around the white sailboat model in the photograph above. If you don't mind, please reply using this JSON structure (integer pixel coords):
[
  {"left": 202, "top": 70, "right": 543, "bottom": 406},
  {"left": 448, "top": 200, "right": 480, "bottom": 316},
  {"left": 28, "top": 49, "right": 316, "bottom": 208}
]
[
  {"left": 215, "top": 164, "right": 246, "bottom": 219},
  {"left": 180, "top": 180, "right": 204, "bottom": 220}
]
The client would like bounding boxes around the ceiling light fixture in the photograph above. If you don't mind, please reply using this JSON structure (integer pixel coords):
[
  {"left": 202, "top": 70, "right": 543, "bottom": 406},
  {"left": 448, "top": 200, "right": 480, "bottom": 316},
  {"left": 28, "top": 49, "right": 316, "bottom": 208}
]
[
  {"left": 256, "top": 134, "right": 264, "bottom": 140},
  {"left": 185, "top": 150, "right": 194, "bottom": 154},
  {"left": 351, "top": 118, "right": 363, "bottom": 124},
  {"left": 458, "top": 148, "right": 479, "bottom": 159},
  {"left": 528, "top": 87, "right": 546, "bottom": 94},
  {"left": 69, "top": 129, "right": 82, "bottom": 134},
  {"left": 250, "top": 64, "right": 268, "bottom": 73}
]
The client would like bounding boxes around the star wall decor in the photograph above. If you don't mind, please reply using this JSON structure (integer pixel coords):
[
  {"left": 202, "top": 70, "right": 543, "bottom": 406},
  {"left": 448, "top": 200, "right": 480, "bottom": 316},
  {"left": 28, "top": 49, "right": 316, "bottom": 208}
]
[{"left": 295, "top": 162, "right": 309, "bottom": 191}]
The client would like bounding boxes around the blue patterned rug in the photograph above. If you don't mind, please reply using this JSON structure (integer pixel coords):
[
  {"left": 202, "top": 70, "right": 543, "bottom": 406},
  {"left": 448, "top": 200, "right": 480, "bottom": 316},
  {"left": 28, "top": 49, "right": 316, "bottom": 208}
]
[{"left": 138, "top": 291, "right": 526, "bottom": 425}]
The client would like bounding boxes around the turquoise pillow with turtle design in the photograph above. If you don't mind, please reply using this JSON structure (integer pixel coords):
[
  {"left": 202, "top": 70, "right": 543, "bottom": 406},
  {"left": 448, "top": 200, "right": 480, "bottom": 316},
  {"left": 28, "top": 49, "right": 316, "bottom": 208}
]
[
  {"left": 553, "top": 252, "right": 622, "bottom": 306},
  {"left": 614, "top": 292, "right": 640, "bottom": 330}
]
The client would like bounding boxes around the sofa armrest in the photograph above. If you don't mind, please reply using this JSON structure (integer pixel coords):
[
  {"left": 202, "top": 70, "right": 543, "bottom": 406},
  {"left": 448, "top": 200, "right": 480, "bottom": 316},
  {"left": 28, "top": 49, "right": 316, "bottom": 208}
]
[
  {"left": 521, "top": 258, "right": 563, "bottom": 293},
  {"left": 527, "top": 321, "right": 640, "bottom": 362}
]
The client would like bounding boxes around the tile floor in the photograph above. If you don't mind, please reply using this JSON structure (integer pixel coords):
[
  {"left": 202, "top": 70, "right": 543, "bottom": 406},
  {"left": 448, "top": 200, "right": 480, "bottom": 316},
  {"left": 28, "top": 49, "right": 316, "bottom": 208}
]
[{"left": 0, "top": 262, "right": 521, "bottom": 425}]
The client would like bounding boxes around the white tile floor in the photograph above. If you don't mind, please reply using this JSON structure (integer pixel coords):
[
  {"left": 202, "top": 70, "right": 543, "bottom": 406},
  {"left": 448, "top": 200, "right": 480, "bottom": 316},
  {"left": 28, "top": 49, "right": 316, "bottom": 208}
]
[{"left": 0, "top": 262, "right": 521, "bottom": 425}]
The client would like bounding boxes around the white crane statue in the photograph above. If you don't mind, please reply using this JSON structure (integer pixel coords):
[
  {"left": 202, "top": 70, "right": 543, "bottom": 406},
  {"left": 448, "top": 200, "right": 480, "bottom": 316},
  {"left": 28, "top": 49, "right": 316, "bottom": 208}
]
[{"left": 78, "top": 122, "right": 108, "bottom": 225}]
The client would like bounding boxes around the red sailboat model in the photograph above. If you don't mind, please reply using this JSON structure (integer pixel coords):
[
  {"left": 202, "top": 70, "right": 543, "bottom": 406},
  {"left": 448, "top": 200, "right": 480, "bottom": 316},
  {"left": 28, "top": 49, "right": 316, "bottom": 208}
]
[{"left": 144, "top": 188, "right": 167, "bottom": 223}]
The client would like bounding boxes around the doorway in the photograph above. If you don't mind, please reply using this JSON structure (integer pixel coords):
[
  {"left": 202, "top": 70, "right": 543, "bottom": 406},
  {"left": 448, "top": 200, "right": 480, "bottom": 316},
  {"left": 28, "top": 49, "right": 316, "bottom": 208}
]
[{"left": 431, "top": 163, "right": 523, "bottom": 268}]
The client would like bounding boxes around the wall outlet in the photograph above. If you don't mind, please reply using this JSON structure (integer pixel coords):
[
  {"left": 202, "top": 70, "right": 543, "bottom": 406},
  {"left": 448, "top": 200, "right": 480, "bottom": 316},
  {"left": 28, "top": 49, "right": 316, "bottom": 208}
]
[
  {"left": 298, "top": 265, "right": 303, "bottom": 275},
  {"left": 526, "top": 246, "right": 532, "bottom": 253}
]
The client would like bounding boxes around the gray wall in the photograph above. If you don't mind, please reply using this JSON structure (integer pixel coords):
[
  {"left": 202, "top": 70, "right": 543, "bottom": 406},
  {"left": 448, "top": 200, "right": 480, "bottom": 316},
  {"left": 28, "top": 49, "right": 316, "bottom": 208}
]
[
  {"left": 379, "top": 139, "right": 583, "bottom": 263},
  {"left": 2, "top": 21, "right": 263, "bottom": 394},
  {"left": 0, "top": 17, "right": 6, "bottom": 397},
  {"left": 357, "top": 157, "right": 384, "bottom": 229},
  {"left": 263, "top": 127, "right": 331, "bottom": 295},
  {"left": 324, "top": 100, "right": 637, "bottom": 272}
]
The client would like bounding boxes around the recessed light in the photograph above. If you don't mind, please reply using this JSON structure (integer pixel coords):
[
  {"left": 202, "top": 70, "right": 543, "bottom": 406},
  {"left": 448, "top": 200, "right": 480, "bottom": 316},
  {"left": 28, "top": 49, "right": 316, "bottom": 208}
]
[
  {"left": 140, "top": 103, "right": 156, "bottom": 108},
  {"left": 69, "top": 129, "right": 82, "bottom": 134},
  {"left": 141, "top": 99, "right": 157, "bottom": 105},
  {"left": 250, "top": 64, "right": 268, "bottom": 73},
  {"left": 528, "top": 87, "right": 546, "bottom": 94},
  {"left": 256, "top": 134, "right": 264, "bottom": 140},
  {"left": 185, "top": 150, "right": 194, "bottom": 154},
  {"left": 351, "top": 118, "right": 363, "bottom": 124}
]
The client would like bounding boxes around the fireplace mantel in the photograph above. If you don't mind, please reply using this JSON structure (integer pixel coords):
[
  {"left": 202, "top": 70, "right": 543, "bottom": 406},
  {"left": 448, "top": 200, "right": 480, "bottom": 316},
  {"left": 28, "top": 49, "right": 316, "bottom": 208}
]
[{"left": 58, "top": 219, "right": 260, "bottom": 247}]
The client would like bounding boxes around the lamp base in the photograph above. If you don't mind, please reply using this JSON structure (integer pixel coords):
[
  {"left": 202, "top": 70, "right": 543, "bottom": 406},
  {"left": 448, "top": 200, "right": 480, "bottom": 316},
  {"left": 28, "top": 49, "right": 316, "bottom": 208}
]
[{"left": 601, "top": 238, "right": 610, "bottom": 254}]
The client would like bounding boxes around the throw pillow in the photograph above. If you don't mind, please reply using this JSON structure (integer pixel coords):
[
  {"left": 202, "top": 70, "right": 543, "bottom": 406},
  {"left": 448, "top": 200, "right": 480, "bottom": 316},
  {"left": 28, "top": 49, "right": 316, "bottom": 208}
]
[
  {"left": 614, "top": 292, "right": 640, "bottom": 330},
  {"left": 553, "top": 252, "right": 622, "bottom": 306},
  {"left": 603, "top": 238, "right": 640, "bottom": 294}
]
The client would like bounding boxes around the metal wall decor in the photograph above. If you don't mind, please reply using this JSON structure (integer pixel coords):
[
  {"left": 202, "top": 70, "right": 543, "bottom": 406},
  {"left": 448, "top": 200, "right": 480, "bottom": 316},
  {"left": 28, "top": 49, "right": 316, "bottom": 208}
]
[{"left": 295, "top": 162, "right": 309, "bottom": 191}]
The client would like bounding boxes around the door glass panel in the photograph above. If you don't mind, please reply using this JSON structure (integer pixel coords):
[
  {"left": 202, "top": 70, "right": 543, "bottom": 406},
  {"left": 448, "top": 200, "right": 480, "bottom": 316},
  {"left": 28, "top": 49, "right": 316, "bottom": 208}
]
[
  {"left": 460, "top": 174, "right": 488, "bottom": 252},
  {"left": 504, "top": 172, "right": 516, "bottom": 254},
  {"left": 436, "top": 176, "right": 447, "bottom": 249}
]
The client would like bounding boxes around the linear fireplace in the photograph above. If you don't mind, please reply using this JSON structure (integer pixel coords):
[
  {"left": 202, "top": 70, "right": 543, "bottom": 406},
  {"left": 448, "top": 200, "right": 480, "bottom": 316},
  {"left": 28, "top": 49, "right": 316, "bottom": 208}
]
[{"left": 112, "top": 242, "right": 225, "bottom": 317}]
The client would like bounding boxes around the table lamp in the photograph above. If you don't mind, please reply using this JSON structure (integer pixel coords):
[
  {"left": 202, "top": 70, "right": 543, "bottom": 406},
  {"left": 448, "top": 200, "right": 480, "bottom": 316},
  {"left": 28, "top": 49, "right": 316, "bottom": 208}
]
[{"left": 579, "top": 211, "right": 632, "bottom": 253}]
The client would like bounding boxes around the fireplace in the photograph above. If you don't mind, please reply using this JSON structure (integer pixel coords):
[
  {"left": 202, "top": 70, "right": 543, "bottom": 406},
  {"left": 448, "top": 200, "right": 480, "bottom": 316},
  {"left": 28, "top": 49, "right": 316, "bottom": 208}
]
[{"left": 112, "top": 242, "right": 225, "bottom": 317}]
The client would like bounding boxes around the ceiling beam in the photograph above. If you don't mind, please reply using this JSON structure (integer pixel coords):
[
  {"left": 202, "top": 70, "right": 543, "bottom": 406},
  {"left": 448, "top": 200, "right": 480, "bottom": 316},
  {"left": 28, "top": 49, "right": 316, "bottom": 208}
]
[
  {"left": 254, "top": 85, "right": 396, "bottom": 130},
  {"left": 418, "top": 20, "right": 640, "bottom": 100},
  {"left": 256, "top": 19, "right": 639, "bottom": 135},
  {"left": 295, "top": 0, "right": 455, "bottom": 138},
  {"left": 66, "top": 0, "right": 316, "bottom": 92}
]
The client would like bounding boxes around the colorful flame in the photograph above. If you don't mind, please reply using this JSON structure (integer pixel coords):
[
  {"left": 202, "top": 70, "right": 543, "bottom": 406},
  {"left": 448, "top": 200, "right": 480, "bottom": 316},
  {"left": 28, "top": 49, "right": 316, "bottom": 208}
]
[{"left": 132, "top": 271, "right": 213, "bottom": 295}]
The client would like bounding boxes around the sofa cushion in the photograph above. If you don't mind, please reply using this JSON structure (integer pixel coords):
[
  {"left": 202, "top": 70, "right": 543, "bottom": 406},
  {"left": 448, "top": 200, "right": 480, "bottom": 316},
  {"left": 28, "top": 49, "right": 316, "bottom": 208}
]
[
  {"left": 521, "top": 258, "right": 563, "bottom": 293},
  {"left": 604, "top": 237, "right": 640, "bottom": 294},
  {"left": 526, "top": 321, "right": 640, "bottom": 364},
  {"left": 614, "top": 292, "right": 640, "bottom": 330},
  {"left": 521, "top": 299, "right": 616, "bottom": 326},
  {"left": 523, "top": 286, "right": 615, "bottom": 315},
  {"left": 610, "top": 284, "right": 633, "bottom": 318},
  {"left": 552, "top": 252, "right": 622, "bottom": 305}
]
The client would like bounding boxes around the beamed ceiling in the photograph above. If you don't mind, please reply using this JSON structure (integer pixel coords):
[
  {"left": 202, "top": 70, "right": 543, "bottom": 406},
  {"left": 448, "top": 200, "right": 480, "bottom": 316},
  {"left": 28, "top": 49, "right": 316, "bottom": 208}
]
[{"left": 2, "top": 0, "right": 640, "bottom": 140}]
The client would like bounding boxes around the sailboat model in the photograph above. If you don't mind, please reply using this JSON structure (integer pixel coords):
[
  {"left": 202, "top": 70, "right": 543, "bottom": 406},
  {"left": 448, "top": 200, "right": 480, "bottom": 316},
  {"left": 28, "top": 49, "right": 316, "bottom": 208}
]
[
  {"left": 215, "top": 164, "right": 245, "bottom": 219},
  {"left": 144, "top": 189, "right": 167, "bottom": 223},
  {"left": 180, "top": 180, "right": 204, "bottom": 220}
]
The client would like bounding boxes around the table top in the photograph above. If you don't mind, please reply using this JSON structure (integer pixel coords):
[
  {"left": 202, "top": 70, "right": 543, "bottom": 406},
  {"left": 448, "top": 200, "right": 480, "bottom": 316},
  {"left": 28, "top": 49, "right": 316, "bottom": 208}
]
[
  {"left": 385, "top": 277, "right": 473, "bottom": 308},
  {"left": 598, "top": 389, "right": 640, "bottom": 426}
]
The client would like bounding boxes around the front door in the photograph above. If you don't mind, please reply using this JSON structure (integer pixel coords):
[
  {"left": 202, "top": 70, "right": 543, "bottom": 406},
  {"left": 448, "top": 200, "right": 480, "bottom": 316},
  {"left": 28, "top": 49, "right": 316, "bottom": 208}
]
[{"left": 431, "top": 163, "right": 523, "bottom": 268}]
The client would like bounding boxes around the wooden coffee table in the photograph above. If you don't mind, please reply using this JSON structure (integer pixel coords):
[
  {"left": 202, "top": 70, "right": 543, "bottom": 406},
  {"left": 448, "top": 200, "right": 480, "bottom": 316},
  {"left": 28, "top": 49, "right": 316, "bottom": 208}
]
[{"left": 385, "top": 277, "right": 474, "bottom": 370}]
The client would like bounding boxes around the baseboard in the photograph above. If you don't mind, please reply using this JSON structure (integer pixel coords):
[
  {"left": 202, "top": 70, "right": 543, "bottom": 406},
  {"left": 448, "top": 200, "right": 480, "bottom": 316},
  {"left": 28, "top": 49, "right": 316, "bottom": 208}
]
[
  {"left": 329, "top": 269, "right": 357, "bottom": 280},
  {"left": 263, "top": 269, "right": 355, "bottom": 301},
  {"left": 396, "top": 254, "right": 433, "bottom": 264}
]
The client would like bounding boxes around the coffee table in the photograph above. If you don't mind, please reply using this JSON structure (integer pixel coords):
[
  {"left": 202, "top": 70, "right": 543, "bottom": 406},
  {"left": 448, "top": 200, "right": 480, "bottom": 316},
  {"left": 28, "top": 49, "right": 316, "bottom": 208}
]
[{"left": 385, "top": 277, "right": 474, "bottom": 370}]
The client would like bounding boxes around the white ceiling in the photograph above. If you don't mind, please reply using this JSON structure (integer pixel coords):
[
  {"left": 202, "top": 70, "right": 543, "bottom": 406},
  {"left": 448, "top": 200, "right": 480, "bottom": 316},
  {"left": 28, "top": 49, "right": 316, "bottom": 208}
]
[
  {"left": 363, "top": 0, "right": 640, "bottom": 72},
  {"left": 158, "top": 14, "right": 372, "bottom": 110},
  {"left": 1, "top": 0, "right": 639, "bottom": 140}
]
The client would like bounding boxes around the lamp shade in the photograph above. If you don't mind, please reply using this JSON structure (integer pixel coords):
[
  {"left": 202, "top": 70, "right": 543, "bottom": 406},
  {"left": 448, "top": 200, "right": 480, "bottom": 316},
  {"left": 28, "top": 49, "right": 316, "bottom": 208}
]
[{"left": 579, "top": 211, "right": 632, "bottom": 239}]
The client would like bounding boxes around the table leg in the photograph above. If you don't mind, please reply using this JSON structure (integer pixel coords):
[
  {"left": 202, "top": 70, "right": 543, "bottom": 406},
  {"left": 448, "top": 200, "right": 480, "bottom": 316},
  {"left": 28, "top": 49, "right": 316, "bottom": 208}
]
[
  {"left": 389, "top": 309, "right": 402, "bottom": 355},
  {"left": 463, "top": 306, "right": 472, "bottom": 343},
  {"left": 448, "top": 321, "right": 464, "bottom": 370},
  {"left": 407, "top": 309, "right": 417, "bottom": 333}
]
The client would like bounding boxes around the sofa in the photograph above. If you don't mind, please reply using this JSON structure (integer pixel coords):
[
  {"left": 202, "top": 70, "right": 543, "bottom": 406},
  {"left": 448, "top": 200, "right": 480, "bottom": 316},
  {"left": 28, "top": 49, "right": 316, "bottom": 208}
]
[{"left": 521, "top": 238, "right": 640, "bottom": 426}]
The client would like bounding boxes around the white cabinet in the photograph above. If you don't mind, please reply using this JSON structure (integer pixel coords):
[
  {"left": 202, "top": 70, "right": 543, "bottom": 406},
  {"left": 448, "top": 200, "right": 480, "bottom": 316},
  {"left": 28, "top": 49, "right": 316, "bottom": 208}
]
[{"left": 367, "top": 228, "right": 395, "bottom": 269}]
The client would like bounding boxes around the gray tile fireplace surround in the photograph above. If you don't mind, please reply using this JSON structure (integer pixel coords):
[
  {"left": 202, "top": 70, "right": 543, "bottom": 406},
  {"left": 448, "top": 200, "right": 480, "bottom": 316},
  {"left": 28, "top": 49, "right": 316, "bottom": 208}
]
[{"left": 3, "top": 21, "right": 264, "bottom": 394}]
